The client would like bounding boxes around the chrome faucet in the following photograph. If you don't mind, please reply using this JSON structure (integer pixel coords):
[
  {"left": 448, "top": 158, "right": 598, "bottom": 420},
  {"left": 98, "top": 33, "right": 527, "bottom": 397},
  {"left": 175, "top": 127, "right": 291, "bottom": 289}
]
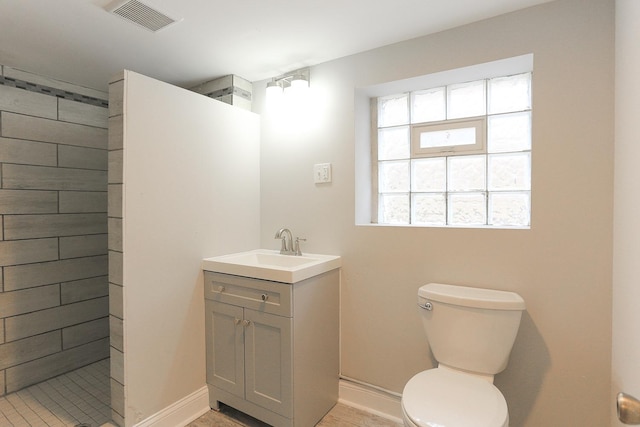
[
  {"left": 274, "top": 228, "right": 294, "bottom": 255},
  {"left": 274, "top": 228, "right": 306, "bottom": 255}
]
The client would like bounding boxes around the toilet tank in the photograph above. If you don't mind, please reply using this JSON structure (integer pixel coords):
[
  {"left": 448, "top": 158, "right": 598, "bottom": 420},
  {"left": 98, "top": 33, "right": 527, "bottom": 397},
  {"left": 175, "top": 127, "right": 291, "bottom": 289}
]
[{"left": 418, "top": 283, "right": 525, "bottom": 376}]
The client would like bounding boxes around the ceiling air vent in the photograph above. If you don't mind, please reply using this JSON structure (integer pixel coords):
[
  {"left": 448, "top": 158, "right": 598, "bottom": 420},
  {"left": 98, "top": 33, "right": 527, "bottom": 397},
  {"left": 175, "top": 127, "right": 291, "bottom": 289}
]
[{"left": 106, "top": 0, "right": 181, "bottom": 32}]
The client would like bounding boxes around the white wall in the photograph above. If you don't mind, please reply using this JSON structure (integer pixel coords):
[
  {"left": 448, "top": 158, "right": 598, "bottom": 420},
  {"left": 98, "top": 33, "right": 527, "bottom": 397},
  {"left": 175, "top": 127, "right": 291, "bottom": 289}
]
[
  {"left": 121, "top": 71, "right": 260, "bottom": 424},
  {"left": 612, "top": 0, "right": 640, "bottom": 425},
  {"left": 256, "top": 0, "right": 614, "bottom": 425}
]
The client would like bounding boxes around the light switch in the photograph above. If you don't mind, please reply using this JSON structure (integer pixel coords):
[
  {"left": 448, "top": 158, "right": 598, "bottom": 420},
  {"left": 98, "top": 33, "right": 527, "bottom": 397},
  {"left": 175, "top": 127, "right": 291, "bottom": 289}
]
[{"left": 314, "top": 163, "right": 332, "bottom": 183}]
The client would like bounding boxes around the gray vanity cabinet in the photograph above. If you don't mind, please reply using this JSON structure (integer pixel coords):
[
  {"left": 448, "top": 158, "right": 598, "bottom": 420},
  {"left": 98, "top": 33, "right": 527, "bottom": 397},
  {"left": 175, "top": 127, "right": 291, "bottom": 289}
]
[
  {"left": 203, "top": 270, "right": 339, "bottom": 427},
  {"left": 204, "top": 299, "right": 293, "bottom": 416}
]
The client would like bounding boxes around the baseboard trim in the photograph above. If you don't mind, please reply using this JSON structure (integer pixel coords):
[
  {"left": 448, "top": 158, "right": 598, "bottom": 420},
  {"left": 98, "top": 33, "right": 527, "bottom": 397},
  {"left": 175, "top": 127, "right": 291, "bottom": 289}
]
[
  {"left": 338, "top": 378, "right": 403, "bottom": 424},
  {"left": 131, "top": 381, "right": 402, "bottom": 427},
  {"left": 133, "top": 386, "right": 210, "bottom": 427}
]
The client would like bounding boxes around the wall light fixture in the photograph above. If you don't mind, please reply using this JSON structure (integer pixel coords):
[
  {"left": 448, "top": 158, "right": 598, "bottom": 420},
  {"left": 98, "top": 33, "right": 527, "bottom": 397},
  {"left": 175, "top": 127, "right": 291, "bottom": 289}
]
[{"left": 266, "top": 68, "right": 310, "bottom": 106}]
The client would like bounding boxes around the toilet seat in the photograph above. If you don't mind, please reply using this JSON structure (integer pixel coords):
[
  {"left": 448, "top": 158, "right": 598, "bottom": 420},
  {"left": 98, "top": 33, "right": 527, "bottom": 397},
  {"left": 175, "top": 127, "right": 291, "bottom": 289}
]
[{"left": 401, "top": 368, "right": 509, "bottom": 427}]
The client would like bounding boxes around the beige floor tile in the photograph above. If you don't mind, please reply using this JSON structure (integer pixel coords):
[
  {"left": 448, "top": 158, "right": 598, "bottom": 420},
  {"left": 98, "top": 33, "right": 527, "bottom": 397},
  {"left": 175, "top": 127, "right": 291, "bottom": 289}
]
[
  {"left": 2, "top": 359, "right": 402, "bottom": 427},
  {"left": 187, "top": 403, "right": 402, "bottom": 427},
  {"left": 318, "top": 404, "right": 402, "bottom": 427}
]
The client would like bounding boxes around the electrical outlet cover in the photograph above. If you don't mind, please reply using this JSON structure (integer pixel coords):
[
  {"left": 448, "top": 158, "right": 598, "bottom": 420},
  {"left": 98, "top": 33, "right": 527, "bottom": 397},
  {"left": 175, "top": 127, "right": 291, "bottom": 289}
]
[{"left": 314, "top": 163, "right": 332, "bottom": 183}]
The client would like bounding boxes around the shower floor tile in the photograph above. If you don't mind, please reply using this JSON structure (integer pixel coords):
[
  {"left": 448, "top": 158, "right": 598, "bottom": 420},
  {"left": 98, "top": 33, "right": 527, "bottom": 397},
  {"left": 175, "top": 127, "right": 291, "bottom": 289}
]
[{"left": 0, "top": 358, "right": 111, "bottom": 427}]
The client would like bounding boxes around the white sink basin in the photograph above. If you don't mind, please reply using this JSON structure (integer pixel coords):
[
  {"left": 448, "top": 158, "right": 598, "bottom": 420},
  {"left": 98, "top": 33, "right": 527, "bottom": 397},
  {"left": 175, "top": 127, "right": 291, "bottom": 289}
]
[{"left": 202, "top": 249, "right": 341, "bottom": 283}]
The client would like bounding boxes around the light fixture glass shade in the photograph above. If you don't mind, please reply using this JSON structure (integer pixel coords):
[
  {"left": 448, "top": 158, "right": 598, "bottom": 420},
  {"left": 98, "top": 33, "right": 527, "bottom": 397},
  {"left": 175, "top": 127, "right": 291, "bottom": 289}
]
[
  {"left": 266, "top": 80, "right": 283, "bottom": 106},
  {"left": 285, "top": 75, "right": 309, "bottom": 100},
  {"left": 290, "top": 74, "right": 309, "bottom": 89},
  {"left": 266, "top": 69, "right": 310, "bottom": 111},
  {"left": 266, "top": 80, "right": 283, "bottom": 96}
]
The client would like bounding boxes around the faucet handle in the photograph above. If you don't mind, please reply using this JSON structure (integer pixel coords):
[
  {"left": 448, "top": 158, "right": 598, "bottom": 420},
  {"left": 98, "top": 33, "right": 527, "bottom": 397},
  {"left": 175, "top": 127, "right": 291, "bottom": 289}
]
[{"left": 294, "top": 237, "right": 306, "bottom": 256}]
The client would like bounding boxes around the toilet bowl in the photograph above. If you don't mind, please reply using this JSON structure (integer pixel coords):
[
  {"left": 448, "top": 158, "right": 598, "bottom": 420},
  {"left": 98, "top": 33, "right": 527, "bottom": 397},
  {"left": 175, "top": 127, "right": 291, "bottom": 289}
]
[
  {"left": 401, "top": 368, "right": 508, "bottom": 427},
  {"left": 401, "top": 283, "right": 524, "bottom": 427}
]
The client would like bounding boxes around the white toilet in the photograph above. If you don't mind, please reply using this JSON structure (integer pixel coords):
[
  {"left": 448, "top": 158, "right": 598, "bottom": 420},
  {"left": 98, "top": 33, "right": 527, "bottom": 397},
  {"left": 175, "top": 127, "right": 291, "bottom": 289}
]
[{"left": 401, "top": 283, "right": 525, "bottom": 427}]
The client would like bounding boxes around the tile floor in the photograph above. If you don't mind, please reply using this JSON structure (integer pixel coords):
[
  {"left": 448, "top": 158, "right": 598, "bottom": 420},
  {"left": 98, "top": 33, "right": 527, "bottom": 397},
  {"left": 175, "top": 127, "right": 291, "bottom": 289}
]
[
  {"left": 0, "top": 360, "right": 402, "bottom": 427},
  {"left": 0, "top": 359, "right": 111, "bottom": 427},
  {"left": 187, "top": 402, "right": 404, "bottom": 427}
]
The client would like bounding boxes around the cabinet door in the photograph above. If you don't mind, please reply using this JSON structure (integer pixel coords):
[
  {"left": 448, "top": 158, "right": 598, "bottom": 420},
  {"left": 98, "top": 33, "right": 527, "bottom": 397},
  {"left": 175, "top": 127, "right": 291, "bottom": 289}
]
[
  {"left": 205, "top": 300, "right": 245, "bottom": 397},
  {"left": 244, "top": 309, "right": 293, "bottom": 417}
]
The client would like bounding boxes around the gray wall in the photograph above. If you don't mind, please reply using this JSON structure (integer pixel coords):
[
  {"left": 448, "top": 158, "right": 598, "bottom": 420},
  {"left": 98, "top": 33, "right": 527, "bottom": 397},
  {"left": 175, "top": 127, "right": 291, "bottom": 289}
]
[
  {"left": 109, "top": 70, "right": 261, "bottom": 427},
  {"left": 0, "top": 65, "right": 110, "bottom": 396},
  {"left": 256, "top": 0, "right": 614, "bottom": 425}
]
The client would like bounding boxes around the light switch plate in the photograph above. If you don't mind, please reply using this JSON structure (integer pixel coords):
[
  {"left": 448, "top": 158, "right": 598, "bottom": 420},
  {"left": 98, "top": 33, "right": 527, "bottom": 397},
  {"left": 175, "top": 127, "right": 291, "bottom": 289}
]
[{"left": 314, "top": 163, "right": 332, "bottom": 183}]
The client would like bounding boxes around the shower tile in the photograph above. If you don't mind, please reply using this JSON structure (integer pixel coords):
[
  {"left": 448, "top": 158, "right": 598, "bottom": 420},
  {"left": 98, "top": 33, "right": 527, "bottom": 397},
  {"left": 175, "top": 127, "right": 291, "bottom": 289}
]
[
  {"left": 108, "top": 116, "right": 123, "bottom": 150},
  {"left": 0, "top": 138, "right": 57, "bottom": 167},
  {"left": 58, "top": 98, "right": 109, "bottom": 128},
  {"left": 59, "top": 191, "right": 108, "bottom": 214},
  {"left": 1, "top": 71, "right": 110, "bottom": 408},
  {"left": 0, "top": 85, "right": 57, "bottom": 119},
  {"left": 0, "top": 189, "right": 58, "bottom": 214},
  {"left": 62, "top": 317, "right": 109, "bottom": 349},
  {"left": 5, "top": 339, "right": 108, "bottom": 393},
  {"left": 5, "top": 297, "right": 108, "bottom": 341},
  {"left": 5, "top": 389, "right": 48, "bottom": 425},
  {"left": 0, "top": 359, "right": 111, "bottom": 425},
  {"left": 60, "top": 234, "right": 108, "bottom": 259},
  {"left": 0, "top": 284, "right": 60, "bottom": 318},
  {"left": 2, "top": 164, "right": 107, "bottom": 191},
  {"left": 1, "top": 112, "right": 107, "bottom": 149},
  {"left": 58, "top": 145, "right": 108, "bottom": 171},
  {"left": 0, "top": 238, "right": 58, "bottom": 266},
  {"left": 61, "top": 276, "right": 109, "bottom": 304},
  {"left": 109, "top": 316, "right": 123, "bottom": 352},
  {"left": 4, "top": 255, "right": 108, "bottom": 291},
  {"left": 109, "top": 251, "right": 123, "bottom": 286},
  {"left": 111, "top": 409, "right": 124, "bottom": 427},
  {"left": 108, "top": 150, "right": 123, "bottom": 184},
  {"left": 110, "top": 378, "right": 124, "bottom": 418},
  {"left": 4, "top": 67, "right": 108, "bottom": 101},
  {"left": 109, "top": 78, "right": 124, "bottom": 118},
  {"left": 109, "top": 348, "right": 124, "bottom": 385},
  {"left": 4, "top": 213, "right": 107, "bottom": 240},
  {"left": 108, "top": 284, "right": 123, "bottom": 319},
  {"left": 108, "top": 184, "right": 123, "bottom": 218},
  {"left": 108, "top": 218, "right": 122, "bottom": 251}
]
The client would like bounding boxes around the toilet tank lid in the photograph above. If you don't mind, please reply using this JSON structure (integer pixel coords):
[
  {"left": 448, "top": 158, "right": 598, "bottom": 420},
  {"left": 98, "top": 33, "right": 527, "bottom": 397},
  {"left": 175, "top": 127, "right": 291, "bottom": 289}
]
[{"left": 419, "top": 283, "right": 525, "bottom": 310}]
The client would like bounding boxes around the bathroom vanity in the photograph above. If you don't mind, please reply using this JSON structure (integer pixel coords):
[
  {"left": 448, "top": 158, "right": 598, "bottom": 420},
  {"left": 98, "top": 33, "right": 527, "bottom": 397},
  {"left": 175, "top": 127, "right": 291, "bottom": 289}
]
[{"left": 202, "top": 250, "right": 340, "bottom": 427}]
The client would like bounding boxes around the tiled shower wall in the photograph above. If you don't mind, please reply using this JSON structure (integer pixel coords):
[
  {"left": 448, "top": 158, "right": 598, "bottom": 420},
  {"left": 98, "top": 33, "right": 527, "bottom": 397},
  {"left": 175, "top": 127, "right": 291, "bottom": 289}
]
[
  {"left": 0, "top": 65, "right": 110, "bottom": 397},
  {"left": 107, "top": 74, "right": 124, "bottom": 427}
]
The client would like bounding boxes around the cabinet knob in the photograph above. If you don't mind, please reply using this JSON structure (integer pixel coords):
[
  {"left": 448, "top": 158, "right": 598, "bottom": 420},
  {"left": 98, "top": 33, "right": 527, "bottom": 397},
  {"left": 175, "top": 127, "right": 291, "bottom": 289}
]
[
  {"left": 218, "top": 286, "right": 225, "bottom": 292},
  {"left": 234, "top": 318, "right": 241, "bottom": 325},
  {"left": 242, "top": 320, "right": 251, "bottom": 327},
  {"left": 261, "top": 294, "right": 268, "bottom": 302}
]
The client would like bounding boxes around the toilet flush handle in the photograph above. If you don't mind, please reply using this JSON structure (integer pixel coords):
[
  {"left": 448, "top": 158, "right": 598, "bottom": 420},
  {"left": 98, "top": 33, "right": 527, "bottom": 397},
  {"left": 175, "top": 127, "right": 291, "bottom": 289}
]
[{"left": 418, "top": 301, "right": 433, "bottom": 311}]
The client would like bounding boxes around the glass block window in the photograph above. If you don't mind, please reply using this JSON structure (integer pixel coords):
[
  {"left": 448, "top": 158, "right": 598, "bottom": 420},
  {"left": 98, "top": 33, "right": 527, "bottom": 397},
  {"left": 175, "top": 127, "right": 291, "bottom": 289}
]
[{"left": 374, "top": 72, "right": 532, "bottom": 228}]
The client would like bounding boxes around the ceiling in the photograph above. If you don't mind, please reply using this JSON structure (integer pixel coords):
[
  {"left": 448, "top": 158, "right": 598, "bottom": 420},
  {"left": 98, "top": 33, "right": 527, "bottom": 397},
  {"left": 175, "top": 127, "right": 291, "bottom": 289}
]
[{"left": 0, "top": 0, "right": 553, "bottom": 92}]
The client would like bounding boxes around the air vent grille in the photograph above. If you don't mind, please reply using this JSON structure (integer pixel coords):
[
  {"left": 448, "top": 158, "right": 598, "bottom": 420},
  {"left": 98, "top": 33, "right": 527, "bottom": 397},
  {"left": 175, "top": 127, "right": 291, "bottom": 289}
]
[{"left": 108, "top": 0, "right": 178, "bottom": 32}]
